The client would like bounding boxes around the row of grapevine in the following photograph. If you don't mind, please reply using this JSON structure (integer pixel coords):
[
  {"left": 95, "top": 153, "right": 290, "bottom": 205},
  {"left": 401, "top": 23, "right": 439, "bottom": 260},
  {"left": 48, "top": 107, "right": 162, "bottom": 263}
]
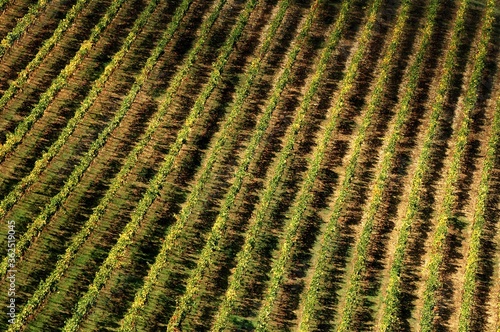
[
  {"left": 293, "top": 0, "right": 393, "bottom": 328},
  {"left": 0, "top": 0, "right": 127, "bottom": 162},
  {"left": 0, "top": 0, "right": 49, "bottom": 59},
  {"left": 458, "top": 91, "right": 500, "bottom": 330},
  {"left": 0, "top": 5, "right": 195, "bottom": 278},
  {"left": 302, "top": 0, "right": 410, "bottom": 328},
  {"left": 0, "top": 0, "right": 140, "bottom": 269},
  {"left": 205, "top": 1, "right": 326, "bottom": 329},
  {"left": 1, "top": 0, "right": 497, "bottom": 330},
  {"left": 59, "top": 1, "right": 259, "bottom": 329},
  {"left": 419, "top": 0, "right": 496, "bottom": 329},
  {"left": 252, "top": 0, "right": 388, "bottom": 329},
  {"left": 3, "top": 0, "right": 223, "bottom": 329},
  {"left": 0, "top": 0, "right": 196, "bottom": 278},
  {"left": 334, "top": 0, "right": 439, "bottom": 329},
  {"left": 167, "top": 0, "right": 356, "bottom": 329},
  {"left": 117, "top": 1, "right": 291, "bottom": 330},
  {"left": 379, "top": 0, "right": 471, "bottom": 328},
  {"left": 0, "top": 0, "right": 92, "bottom": 125},
  {"left": 173, "top": 4, "right": 302, "bottom": 329},
  {"left": 0, "top": 0, "right": 160, "bottom": 222}
]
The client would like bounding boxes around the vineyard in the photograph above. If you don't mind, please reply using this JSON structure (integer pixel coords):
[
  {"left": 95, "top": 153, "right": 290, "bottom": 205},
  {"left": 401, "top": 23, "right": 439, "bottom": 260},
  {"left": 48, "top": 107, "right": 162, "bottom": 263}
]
[{"left": 0, "top": 0, "right": 499, "bottom": 330}]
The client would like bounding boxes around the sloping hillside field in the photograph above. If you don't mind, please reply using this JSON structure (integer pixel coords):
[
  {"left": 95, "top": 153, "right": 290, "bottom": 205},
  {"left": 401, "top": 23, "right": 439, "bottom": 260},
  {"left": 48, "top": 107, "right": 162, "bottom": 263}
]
[{"left": 0, "top": 0, "right": 499, "bottom": 330}]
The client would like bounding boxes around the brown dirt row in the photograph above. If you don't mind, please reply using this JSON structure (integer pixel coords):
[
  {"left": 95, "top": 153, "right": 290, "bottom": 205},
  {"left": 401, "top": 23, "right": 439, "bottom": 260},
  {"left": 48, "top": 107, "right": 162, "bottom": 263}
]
[
  {"left": 484, "top": 158, "right": 500, "bottom": 331},
  {"left": 0, "top": 0, "right": 38, "bottom": 40}
]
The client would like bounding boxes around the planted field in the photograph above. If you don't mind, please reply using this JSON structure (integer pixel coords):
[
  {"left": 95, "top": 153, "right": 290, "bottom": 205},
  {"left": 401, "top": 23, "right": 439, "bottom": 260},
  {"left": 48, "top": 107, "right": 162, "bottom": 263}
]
[{"left": 0, "top": 0, "right": 499, "bottom": 331}]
